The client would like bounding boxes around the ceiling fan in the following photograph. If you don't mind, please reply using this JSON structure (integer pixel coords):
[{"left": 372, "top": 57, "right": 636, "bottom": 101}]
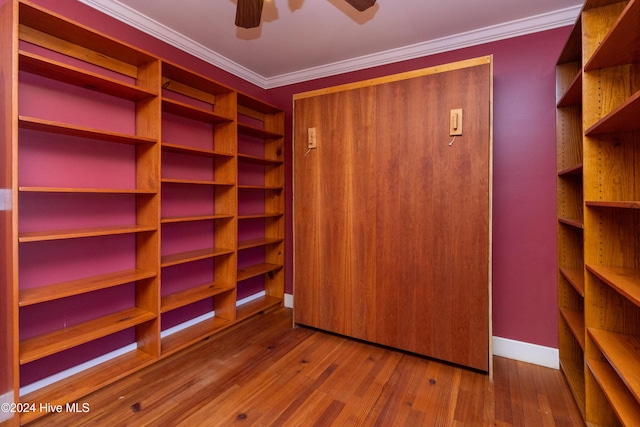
[{"left": 235, "top": 0, "right": 377, "bottom": 28}]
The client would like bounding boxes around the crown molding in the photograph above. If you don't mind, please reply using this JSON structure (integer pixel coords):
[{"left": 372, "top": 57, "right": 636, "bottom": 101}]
[
  {"left": 265, "top": 5, "right": 581, "bottom": 88},
  {"left": 78, "top": 0, "right": 266, "bottom": 87},
  {"left": 79, "top": 1, "right": 580, "bottom": 90}
]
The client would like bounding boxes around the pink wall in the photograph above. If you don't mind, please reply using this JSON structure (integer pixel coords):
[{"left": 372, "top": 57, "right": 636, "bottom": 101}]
[
  {"left": 268, "top": 28, "right": 571, "bottom": 349},
  {"left": 27, "top": 0, "right": 568, "bottom": 349}
]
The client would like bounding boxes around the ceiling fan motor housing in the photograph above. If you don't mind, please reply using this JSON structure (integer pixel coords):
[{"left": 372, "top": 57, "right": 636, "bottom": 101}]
[
  {"left": 235, "top": 0, "right": 264, "bottom": 28},
  {"left": 345, "top": 0, "right": 377, "bottom": 12}
]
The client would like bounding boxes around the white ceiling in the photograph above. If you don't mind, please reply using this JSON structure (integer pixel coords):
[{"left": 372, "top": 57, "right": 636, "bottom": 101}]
[{"left": 79, "top": 0, "right": 582, "bottom": 88}]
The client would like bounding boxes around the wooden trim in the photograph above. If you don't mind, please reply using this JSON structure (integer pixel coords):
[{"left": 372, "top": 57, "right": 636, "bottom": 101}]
[
  {"left": 487, "top": 55, "right": 494, "bottom": 381},
  {"left": 293, "top": 55, "right": 492, "bottom": 100}
]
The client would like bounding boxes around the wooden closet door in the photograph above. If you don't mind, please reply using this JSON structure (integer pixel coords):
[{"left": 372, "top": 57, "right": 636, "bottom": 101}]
[
  {"left": 293, "top": 86, "right": 379, "bottom": 342},
  {"left": 294, "top": 58, "right": 492, "bottom": 371}
]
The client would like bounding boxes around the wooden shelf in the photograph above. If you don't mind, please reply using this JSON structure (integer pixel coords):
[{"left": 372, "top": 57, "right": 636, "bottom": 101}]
[
  {"left": 19, "top": 268, "right": 156, "bottom": 307},
  {"left": 588, "top": 359, "right": 640, "bottom": 426},
  {"left": 586, "top": 200, "right": 640, "bottom": 209},
  {"left": 237, "top": 263, "right": 282, "bottom": 282},
  {"left": 161, "top": 214, "right": 233, "bottom": 224},
  {"left": 162, "top": 142, "right": 234, "bottom": 158},
  {"left": 20, "top": 348, "right": 157, "bottom": 425},
  {"left": 560, "top": 267, "right": 585, "bottom": 297},
  {"left": 585, "top": 0, "right": 640, "bottom": 70},
  {"left": 161, "top": 283, "right": 235, "bottom": 313},
  {"left": 18, "top": 224, "right": 156, "bottom": 243},
  {"left": 557, "top": 71, "right": 582, "bottom": 107},
  {"left": 560, "top": 307, "right": 586, "bottom": 350},
  {"left": 162, "top": 61, "right": 233, "bottom": 96},
  {"left": 238, "top": 122, "right": 283, "bottom": 139},
  {"left": 19, "top": 186, "right": 154, "bottom": 194},
  {"left": 558, "top": 217, "right": 584, "bottom": 229},
  {"left": 238, "top": 184, "right": 284, "bottom": 191},
  {"left": 238, "top": 213, "right": 284, "bottom": 220},
  {"left": 238, "top": 237, "right": 283, "bottom": 251},
  {"left": 589, "top": 328, "right": 640, "bottom": 403},
  {"left": 161, "top": 315, "right": 231, "bottom": 356},
  {"left": 558, "top": 163, "right": 583, "bottom": 177},
  {"left": 161, "top": 247, "right": 234, "bottom": 268},
  {"left": 161, "top": 178, "right": 234, "bottom": 186},
  {"left": 585, "top": 89, "right": 640, "bottom": 135},
  {"left": 19, "top": 116, "right": 157, "bottom": 145},
  {"left": 237, "top": 93, "right": 282, "bottom": 114},
  {"left": 19, "top": 307, "right": 157, "bottom": 364},
  {"left": 236, "top": 295, "right": 282, "bottom": 321},
  {"left": 586, "top": 265, "right": 640, "bottom": 308},
  {"left": 19, "top": 50, "right": 156, "bottom": 100},
  {"left": 162, "top": 97, "right": 234, "bottom": 123},
  {"left": 238, "top": 153, "right": 283, "bottom": 165}
]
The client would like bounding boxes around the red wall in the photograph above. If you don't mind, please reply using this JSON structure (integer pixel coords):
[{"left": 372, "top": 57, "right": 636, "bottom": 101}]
[{"left": 27, "top": 0, "right": 569, "bottom": 349}]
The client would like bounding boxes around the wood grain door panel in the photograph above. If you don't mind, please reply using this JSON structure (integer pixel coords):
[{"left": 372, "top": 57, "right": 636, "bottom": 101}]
[{"left": 294, "top": 58, "right": 492, "bottom": 371}]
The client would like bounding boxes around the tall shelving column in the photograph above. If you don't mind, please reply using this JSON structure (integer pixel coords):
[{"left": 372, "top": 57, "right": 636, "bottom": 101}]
[
  {"left": 0, "top": 3, "right": 19, "bottom": 424},
  {"left": 558, "top": 0, "right": 640, "bottom": 425},
  {"left": 556, "top": 14, "right": 585, "bottom": 418},
  {"left": 236, "top": 93, "right": 285, "bottom": 320},
  {"left": 582, "top": 0, "right": 640, "bottom": 425},
  {"left": 0, "top": 0, "right": 17, "bottom": 423},
  {"left": 159, "top": 61, "right": 238, "bottom": 357},
  {"left": 1, "top": 1, "right": 162, "bottom": 424}
]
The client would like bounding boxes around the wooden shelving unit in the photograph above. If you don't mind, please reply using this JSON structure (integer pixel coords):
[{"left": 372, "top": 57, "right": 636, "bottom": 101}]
[
  {"left": 236, "top": 93, "right": 285, "bottom": 321},
  {"left": 0, "top": 2, "right": 285, "bottom": 424},
  {"left": 3, "top": 2, "right": 162, "bottom": 425},
  {"left": 159, "top": 60, "right": 238, "bottom": 357},
  {"left": 556, "top": 0, "right": 640, "bottom": 424},
  {"left": 556, "top": 6, "right": 585, "bottom": 417}
]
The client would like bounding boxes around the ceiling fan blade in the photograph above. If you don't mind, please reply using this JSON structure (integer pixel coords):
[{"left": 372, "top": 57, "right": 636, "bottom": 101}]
[
  {"left": 344, "top": 0, "right": 377, "bottom": 12},
  {"left": 235, "top": 0, "right": 265, "bottom": 28}
]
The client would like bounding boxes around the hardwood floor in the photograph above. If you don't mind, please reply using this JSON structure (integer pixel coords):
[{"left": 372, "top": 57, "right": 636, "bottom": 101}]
[{"left": 27, "top": 308, "right": 584, "bottom": 426}]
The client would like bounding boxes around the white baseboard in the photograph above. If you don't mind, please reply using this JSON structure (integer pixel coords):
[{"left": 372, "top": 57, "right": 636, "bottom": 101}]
[
  {"left": 492, "top": 336, "right": 559, "bottom": 369},
  {"left": 282, "top": 294, "right": 558, "bottom": 369},
  {"left": 284, "top": 293, "right": 294, "bottom": 308},
  {"left": 20, "top": 344, "right": 138, "bottom": 396},
  {"left": 18, "top": 292, "right": 557, "bottom": 396},
  {"left": 21, "top": 291, "right": 276, "bottom": 395}
]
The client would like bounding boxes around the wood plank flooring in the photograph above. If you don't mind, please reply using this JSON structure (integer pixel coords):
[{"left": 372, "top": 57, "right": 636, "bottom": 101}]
[{"left": 27, "top": 308, "right": 584, "bottom": 426}]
